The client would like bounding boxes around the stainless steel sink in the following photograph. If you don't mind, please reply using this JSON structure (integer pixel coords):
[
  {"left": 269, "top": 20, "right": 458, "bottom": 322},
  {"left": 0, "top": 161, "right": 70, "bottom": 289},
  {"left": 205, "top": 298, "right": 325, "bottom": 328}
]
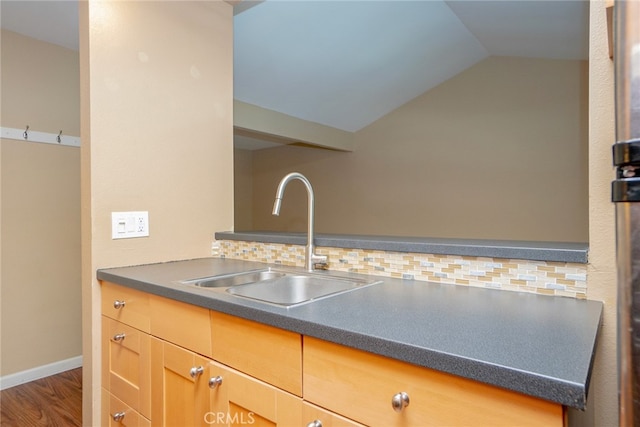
[
  {"left": 226, "top": 273, "right": 374, "bottom": 306},
  {"left": 188, "top": 269, "right": 286, "bottom": 288},
  {"left": 181, "top": 268, "right": 380, "bottom": 307}
]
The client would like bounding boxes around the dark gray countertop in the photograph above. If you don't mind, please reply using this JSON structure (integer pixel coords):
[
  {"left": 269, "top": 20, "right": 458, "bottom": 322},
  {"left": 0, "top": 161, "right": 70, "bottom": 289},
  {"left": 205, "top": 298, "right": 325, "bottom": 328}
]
[
  {"left": 97, "top": 257, "right": 602, "bottom": 409},
  {"left": 216, "top": 231, "right": 589, "bottom": 263}
]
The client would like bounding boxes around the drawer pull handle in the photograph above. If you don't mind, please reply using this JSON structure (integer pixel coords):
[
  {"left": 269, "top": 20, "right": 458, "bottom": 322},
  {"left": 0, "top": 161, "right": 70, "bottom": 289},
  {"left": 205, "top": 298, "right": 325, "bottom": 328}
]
[
  {"left": 113, "top": 300, "right": 126, "bottom": 309},
  {"left": 306, "top": 420, "right": 323, "bottom": 427},
  {"left": 209, "top": 375, "right": 223, "bottom": 389},
  {"left": 391, "top": 392, "right": 410, "bottom": 412},
  {"left": 111, "top": 411, "right": 125, "bottom": 422},
  {"left": 190, "top": 366, "right": 204, "bottom": 379},
  {"left": 112, "top": 333, "right": 125, "bottom": 342}
]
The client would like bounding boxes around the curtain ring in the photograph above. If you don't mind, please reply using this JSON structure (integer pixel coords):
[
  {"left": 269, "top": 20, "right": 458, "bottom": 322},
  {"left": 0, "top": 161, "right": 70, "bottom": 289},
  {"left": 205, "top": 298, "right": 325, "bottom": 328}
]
[
  {"left": 23, "top": 125, "right": 29, "bottom": 140},
  {"left": 57, "top": 131, "right": 62, "bottom": 143}
]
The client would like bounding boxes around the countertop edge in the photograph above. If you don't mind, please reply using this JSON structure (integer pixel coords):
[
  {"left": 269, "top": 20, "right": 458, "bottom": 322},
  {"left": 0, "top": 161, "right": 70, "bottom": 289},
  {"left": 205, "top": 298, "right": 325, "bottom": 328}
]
[
  {"left": 97, "top": 266, "right": 597, "bottom": 409},
  {"left": 216, "top": 231, "right": 589, "bottom": 264}
]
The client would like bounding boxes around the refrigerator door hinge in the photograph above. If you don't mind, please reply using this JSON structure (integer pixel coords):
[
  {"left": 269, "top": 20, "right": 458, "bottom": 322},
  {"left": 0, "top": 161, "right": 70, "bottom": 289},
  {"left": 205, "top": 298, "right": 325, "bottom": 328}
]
[{"left": 612, "top": 138, "right": 640, "bottom": 202}]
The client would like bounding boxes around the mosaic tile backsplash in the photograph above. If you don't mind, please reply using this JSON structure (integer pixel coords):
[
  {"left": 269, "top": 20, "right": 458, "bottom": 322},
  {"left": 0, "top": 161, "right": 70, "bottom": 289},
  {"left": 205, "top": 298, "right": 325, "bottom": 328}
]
[{"left": 213, "top": 239, "right": 587, "bottom": 299}]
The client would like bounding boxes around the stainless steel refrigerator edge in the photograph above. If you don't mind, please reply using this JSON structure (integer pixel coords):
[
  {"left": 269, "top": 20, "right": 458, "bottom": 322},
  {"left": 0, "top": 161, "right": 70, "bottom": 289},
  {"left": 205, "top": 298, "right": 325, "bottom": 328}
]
[{"left": 612, "top": 1, "right": 640, "bottom": 425}]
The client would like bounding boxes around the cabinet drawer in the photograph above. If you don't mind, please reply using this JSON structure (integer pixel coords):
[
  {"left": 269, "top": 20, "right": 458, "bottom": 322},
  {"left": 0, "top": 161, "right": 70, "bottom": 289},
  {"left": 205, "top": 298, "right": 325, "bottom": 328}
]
[
  {"left": 101, "top": 282, "right": 150, "bottom": 332},
  {"left": 303, "top": 337, "right": 563, "bottom": 427},
  {"left": 102, "top": 389, "right": 151, "bottom": 427},
  {"left": 303, "top": 402, "right": 365, "bottom": 427},
  {"left": 102, "top": 316, "right": 151, "bottom": 419},
  {"left": 211, "top": 311, "right": 302, "bottom": 396},
  {"left": 150, "top": 294, "right": 212, "bottom": 357}
]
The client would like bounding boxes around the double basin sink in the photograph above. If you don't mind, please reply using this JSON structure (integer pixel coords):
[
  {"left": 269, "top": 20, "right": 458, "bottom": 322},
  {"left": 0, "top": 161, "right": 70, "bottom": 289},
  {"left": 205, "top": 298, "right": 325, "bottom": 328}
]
[{"left": 181, "top": 267, "right": 381, "bottom": 307}]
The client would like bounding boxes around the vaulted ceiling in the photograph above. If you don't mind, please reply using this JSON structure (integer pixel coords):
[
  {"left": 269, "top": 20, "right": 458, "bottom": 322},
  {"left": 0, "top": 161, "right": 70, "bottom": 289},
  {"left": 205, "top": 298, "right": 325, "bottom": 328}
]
[
  {"left": 234, "top": 0, "right": 588, "bottom": 134},
  {"left": 1, "top": 0, "right": 589, "bottom": 145}
]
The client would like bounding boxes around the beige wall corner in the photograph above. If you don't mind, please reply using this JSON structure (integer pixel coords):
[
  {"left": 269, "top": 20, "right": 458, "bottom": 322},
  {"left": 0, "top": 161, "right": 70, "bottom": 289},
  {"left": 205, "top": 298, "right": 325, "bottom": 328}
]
[
  {"left": 245, "top": 56, "right": 588, "bottom": 242},
  {"left": 234, "top": 147, "right": 254, "bottom": 230},
  {"left": 80, "top": 2, "right": 234, "bottom": 424},
  {"left": 234, "top": 100, "right": 355, "bottom": 151},
  {"left": 587, "top": 1, "right": 618, "bottom": 426},
  {"left": 1, "top": 30, "right": 81, "bottom": 378}
]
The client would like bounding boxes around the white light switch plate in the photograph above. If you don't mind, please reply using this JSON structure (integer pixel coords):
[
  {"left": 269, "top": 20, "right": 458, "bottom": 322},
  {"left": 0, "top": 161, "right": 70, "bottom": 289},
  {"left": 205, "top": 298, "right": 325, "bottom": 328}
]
[{"left": 111, "top": 211, "right": 149, "bottom": 239}]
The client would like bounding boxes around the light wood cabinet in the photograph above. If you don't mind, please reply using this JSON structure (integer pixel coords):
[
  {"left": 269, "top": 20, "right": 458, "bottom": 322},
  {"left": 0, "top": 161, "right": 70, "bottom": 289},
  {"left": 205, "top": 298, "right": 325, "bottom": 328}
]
[
  {"left": 102, "top": 390, "right": 151, "bottom": 427},
  {"left": 101, "top": 280, "right": 302, "bottom": 426},
  {"left": 149, "top": 337, "right": 302, "bottom": 426},
  {"left": 101, "top": 282, "right": 152, "bottom": 425},
  {"left": 303, "top": 402, "right": 365, "bottom": 427},
  {"left": 102, "top": 317, "right": 151, "bottom": 419},
  {"left": 211, "top": 311, "right": 302, "bottom": 396},
  {"left": 150, "top": 338, "right": 213, "bottom": 426},
  {"left": 101, "top": 280, "right": 565, "bottom": 427},
  {"left": 209, "top": 360, "right": 302, "bottom": 426},
  {"left": 304, "top": 337, "right": 564, "bottom": 427},
  {"left": 151, "top": 294, "right": 212, "bottom": 357},
  {"left": 102, "top": 282, "right": 151, "bottom": 333}
]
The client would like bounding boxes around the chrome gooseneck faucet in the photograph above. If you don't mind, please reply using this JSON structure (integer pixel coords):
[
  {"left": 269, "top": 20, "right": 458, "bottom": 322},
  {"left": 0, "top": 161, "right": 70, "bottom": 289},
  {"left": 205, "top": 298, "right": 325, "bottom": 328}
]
[{"left": 272, "top": 172, "right": 327, "bottom": 271}]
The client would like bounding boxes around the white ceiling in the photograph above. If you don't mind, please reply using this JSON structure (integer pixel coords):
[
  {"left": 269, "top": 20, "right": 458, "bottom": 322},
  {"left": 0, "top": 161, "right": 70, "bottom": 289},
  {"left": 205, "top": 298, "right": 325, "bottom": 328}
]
[
  {"left": 235, "top": 0, "right": 588, "bottom": 134},
  {"left": 0, "top": 1, "right": 79, "bottom": 51},
  {"left": 1, "top": 0, "right": 589, "bottom": 141}
]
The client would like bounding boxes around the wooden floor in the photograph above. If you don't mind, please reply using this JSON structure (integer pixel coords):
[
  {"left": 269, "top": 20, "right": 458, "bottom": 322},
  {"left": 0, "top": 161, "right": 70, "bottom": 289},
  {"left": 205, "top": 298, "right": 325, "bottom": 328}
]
[{"left": 0, "top": 368, "right": 82, "bottom": 427}]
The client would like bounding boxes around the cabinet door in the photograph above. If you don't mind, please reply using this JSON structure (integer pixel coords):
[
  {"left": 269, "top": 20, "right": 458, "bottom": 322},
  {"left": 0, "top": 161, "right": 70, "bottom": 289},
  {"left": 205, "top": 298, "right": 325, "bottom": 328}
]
[
  {"left": 208, "top": 360, "right": 302, "bottom": 427},
  {"left": 151, "top": 338, "right": 213, "bottom": 427},
  {"left": 303, "top": 402, "right": 365, "bottom": 427},
  {"left": 102, "top": 316, "right": 151, "bottom": 419},
  {"left": 102, "top": 389, "right": 151, "bottom": 427}
]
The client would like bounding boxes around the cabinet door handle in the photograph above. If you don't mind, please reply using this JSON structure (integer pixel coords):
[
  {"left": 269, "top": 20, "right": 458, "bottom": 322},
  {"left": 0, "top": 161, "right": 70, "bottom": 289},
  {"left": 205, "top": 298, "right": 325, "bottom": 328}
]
[
  {"left": 113, "top": 300, "right": 126, "bottom": 309},
  {"left": 190, "top": 366, "right": 204, "bottom": 379},
  {"left": 391, "top": 392, "right": 410, "bottom": 412},
  {"left": 112, "top": 333, "right": 125, "bottom": 342},
  {"left": 306, "top": 420, "right": 323, "bottom": 427},
  {"left": 208, "top": 375, "right": 223, "bottom": 389},
  {"left": 111, "top": 411, "right": 125, "bottom": 422}
]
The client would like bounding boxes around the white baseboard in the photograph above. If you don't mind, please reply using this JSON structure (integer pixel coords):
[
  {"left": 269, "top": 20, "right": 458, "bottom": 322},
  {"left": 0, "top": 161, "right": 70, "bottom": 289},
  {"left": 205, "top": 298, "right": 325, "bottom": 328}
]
[{"left": 0, "top": 355, "right": 83, "bottom": 390}]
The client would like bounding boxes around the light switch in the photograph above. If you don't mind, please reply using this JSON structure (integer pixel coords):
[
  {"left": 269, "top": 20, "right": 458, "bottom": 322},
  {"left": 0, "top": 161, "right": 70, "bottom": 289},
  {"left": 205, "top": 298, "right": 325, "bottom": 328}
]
[{"left": 112, "top": 211, "right": 149, "bottom": 239}]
